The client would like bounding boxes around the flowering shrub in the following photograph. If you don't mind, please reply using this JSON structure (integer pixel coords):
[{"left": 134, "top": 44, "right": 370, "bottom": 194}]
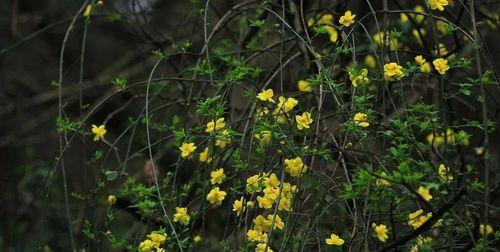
[{"left": 11, "top": 0, "right": 499, "bottom": 251}]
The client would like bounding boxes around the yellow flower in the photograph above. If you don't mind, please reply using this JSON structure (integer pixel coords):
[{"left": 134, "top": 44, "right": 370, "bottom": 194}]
[
  {"left": 480, "top": 224, "right": 494, "bottom": 236},
  {"left": 417, "top": 186, "right": 432, "bottom": 201},
  {"left": 267, "top": 214, "right": 284, "bottom": 230},
  {"left": 205, "top": 117, "right": 226, "bottom": 133},
  {"left": 383, "top": 62, "right": 405, "bottom": 80},
  {"left": 199, "top": 147, "right": 212, "bottom": 163},
  {"left": 420, "top": 62, "right": 432, "bottom": 73},
  {"left": 349, "top": 68, "right": 369, "bottom": 87},
  {"left": 408, "top": 209, "right": 432, "bottom": 229},
  {"left": 376, "top": 172, "right": 391, "bottom": 186},
  {"left": 247, "top": 229, "right": 268, "bottom": 243},
  {"left": 179, "top": 142, "right": 197, "bottom": 158},
  {"left": 207, "top": 187, "right": 226, "bottom": 205},
  {"left": 83, "top": 4, "right": 92, "bottom": 17},
  {"left": 147, "top": 232, "right": 166, "bottom": 246},
  {"left": 318, "top": 13, "right": 334, "bottom": 25},
  {"left": 435, "top": 43, "right": 448, "bottom": 56},
  {"left": 210, "top": 168, "right": 226, "bottom": 185},
  {"left": 297, "top": 80, "right": 312, "bottom": 92},
  {"left": 252, "top": 215, "right": 269, "bottom": 231},
  {"left": 263, "top": 173, "right": 280, "bottom": 188},
  {"left": 325, "top": 233, "right": 344, "bottom": 246},
  {"left": 91, "top": 124, "right": 107, "bottom": 141},
  {"left": 107, "top": 195, "right": 117, "bottom": 205},
  {"left": 255, "top": 243, "right": 273, "bottom": 252},
  {"left": 193, "top": 235, "right": 202, "bottom": 242},
  {"left": 325, "top": 26, "right": 339, "bottom": 42},
  {"left": 433, "top": 58, "right": 450, "bottom": 75},
  {"left": 339, "top": 11, "right": 356, "bottom": 27},
  {"left": 173, "top": 207, "right": 190, "bottom": 225},
  {"left": 400, "top": 13, "right": 409, "bottom": 23},
  {"left": 255, "top": 131, "right": 272, "bottom": 145},
  {"left": 276, "top": 96, "right": 298, "bottom": 113},
  {"left": 372, "top": 223, "right": 389, "bottom": 242},
  {"left": 353, "top": 113, "right": 369, "bottom": 128},
  {"left": 139, "top": 239, "right": 155, "bottom": 252},
  {"left": 364, "top": 55, "right": 377, "bottom": 69},
  {"left": 415, "top": 55, "right": 426, "bottom": 65},
  {"left": 257, "top": 195, "right": 274, "bottom": 209},
  {"left": 284, "top": 157, "right": 308, "bottom": 177},
  {"left": 233, "top": 197, "right": 244, "bottom": 216},
  {"left": 257, "top": 89, "right": 275, "bottom": 103},
  {"left": 278, "top": 197, "right": 292, "bottom": 212},
  {"left": 438, "top": 164, "right": 453, "bottom": 181},
  {"left": 246, "top": 175, "right": 261, "bottom": 193},
  {"left": 295, "top": 112, "right": 313, "bottom": 130},
  {"left": 429, "top": 0, "right": 449, "bottom": 11}
]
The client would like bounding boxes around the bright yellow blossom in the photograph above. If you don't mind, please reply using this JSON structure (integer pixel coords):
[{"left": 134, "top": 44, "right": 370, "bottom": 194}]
[
  {"left": 253, "top": 214, "right": 272, "bottom": 232},
  {"left": 353, "top": 113, "right": 369, "bottom": 128},
  {"left": 372, "top": 223, "right": 389, "bottom": 242},
  {"left": 276, "top": 96, "right": 298, "bottom": 113},
  {"left": 83, "top": 4, "right": 92, "bottom": 17},
  {"left": 255, "top": 243, "right": 273, "bottom": 252},
  {"left": 339, "top": 11, "right": 356, "bottom": 27},
  {"left": 408, "top": 209, "right": 432, "bottom": 229},
  {"left": 297, "top": 80, "right": 312, "bottom": 92},
  {"left": 325, "top": 233, "right": 344, "bottom": 246},
  {"left": 278, "top": 197, "right": 292, "bottom": 212},
  {"left": 263, "top": 173, "right": 280, "bottom": 188},
  {"left": 107, "top": 195, "right": 117, "bottom": 205},
  {"left": 349, "top": 68, "right": 369, "bottom": 87},
  {"left": 179, "top": 142, "right": 196, "bottom": 158},
  {"left": 205, "top": 118, "right": 226, "bottom": 133},
  {"left": 438, "top": 164, "right": 453, "bottom": 181},
  {"left": 233, "top": 197, "right": 244, "bottom": 216},
  {"left": 415, "top": 55, "right": 426, "bottom": 65},
  {"left": 247, "top": 229, "right": 268, "bottom": 243},
  {"left": 429, "top": 0, "right": 449, "bottom": 11},
  {"left": 417, "top": 186, "right": 433, "bottom": 201},
  {"left": 139, "top": 239, "right": 155, "bottom": 252},
  {"left": 267, "top": 214, "right": 284, "bottom": 230},
  {"left": 257, "top": 195, "right": 274, "bottom": 209},
  {"left": 284, "top": 157, "right": 308, "bottom": 177},
  {"left": 295, "top": 112, "right": 313, "bottom": 130},
  {"left": 199, "top": 147, "right": 212, "bottom": 163},
  {"left": 246, "top": 175, "right": 261, "bottom": 193},
  {"left": 147, "top": 232, "right": 166, "bottom": 246},
  {"left": 173, "top": 207, "right": 190, "bottom": 225},
  {"left": 207, "top": 187, "right": 226, "bottom": 205},
  {"left": 383, "top": 62, "right": 405, "bottom": 80},
  {"left": 91, "top": 124, "right": 107, "bottom": 141},
  {"left": 257, "top": 89, "right": 275, "bottom": 103},
  {"left": 433, "top": 58, "right": 449, "bottom": 74},
  {"left": 210, "top": 168, "right": 226, "bottom": 185}
]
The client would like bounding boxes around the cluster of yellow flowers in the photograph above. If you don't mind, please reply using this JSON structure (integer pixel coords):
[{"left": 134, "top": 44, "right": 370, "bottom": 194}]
[
  {"left": 257, "top": 89, "right": 313, "bottom": 130},
  {"left": 426, "top": 128, "right": 469, "bottom": 147},
  {"left": 139, "top": 232, "right": 167, "bottom": 252},
  {"left": 415, "top": 55, "right": 432, "bottom": 73},
  {"left": 408, "top": 209, "right": 433, "bottom": 229},
  {"left": 428, "top": 0, "right": 449, "bottom": 11},
  {"left": 240, "top": 171, "right": 297, "bottom": 251}
]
